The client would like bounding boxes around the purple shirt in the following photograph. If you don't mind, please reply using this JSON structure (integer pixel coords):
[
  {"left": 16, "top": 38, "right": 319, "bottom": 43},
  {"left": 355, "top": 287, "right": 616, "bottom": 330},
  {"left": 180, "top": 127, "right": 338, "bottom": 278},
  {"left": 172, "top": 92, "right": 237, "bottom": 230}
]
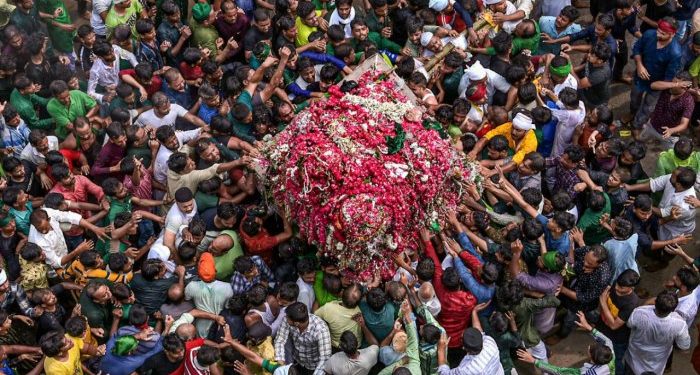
[
  {"left": 516, "top": 271, "right": 563, "bottom": 335},
  {"left": 214, "top": 13, "right": 249, "bottom": 56},
  {"left": 650, "top": 90, "right": 695, "bottom": 133},
  {"left": 90, "top": 141, "right": 126, "bottom": 180}
]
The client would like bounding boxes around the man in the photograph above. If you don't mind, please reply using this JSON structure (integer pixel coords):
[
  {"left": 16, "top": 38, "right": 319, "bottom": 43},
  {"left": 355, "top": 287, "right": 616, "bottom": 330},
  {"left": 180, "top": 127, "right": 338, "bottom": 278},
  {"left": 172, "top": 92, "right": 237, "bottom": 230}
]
[
  {"left": 131, "top": 259, "right": 185, "bottom": 315},
  {"left": 315, "top": 283, "right": 363, "bottom": 348},
  {"left": 157, "top": 1, "right": 192, "bottom": 66},
  {"left": 49, "top": 163, "right": 107, "bottom": 250},
  {"left": 9, "top": 74, "right": 53, "bottom": 131},
  {"left": 208, "top": 232, "right": 244, "bottom": 281},
  {"left": 0, "top": 105, "right": 30, "bottom": 158},
  {"left": 88, "top": 41, "right": 120, "bottom": 104},
  {"left": 468, "top": 112, "right": 537, "bottom": 172},
  {"left": 243, "top": 9, "right": 272, "bottom": 60},
  {"left": 28, "top": 208, "right": 107, "bottom": 269},
  {"left": 166, "top": 151, "right": 251, "bottom": 200},
  {"left": 573, "top": 42, "right": 613, "bottom": 107},
  {"left": 625, "top": 167, "right": 697, "bottom": 242},
  {"left": 324, "top": 330, "right": 378, "bottom": 375},
  {"left": 230, "top": 255, "right": 275, "bottom": 295},
  {"left": 0, "top": 269, "right": 40, "bottom": 318},
  {"left": 625, "top": 290, "right": 691, "bottom": 374},
  {"left": 79, "top": 280, "right": 115, "bottom": 342},
  {"left": 19, "top": 129, "right": 58, "bottom": 173},
  {"left": 641, "top": 72, "right": 696, "bottom": 149},
  {"left": 239, "top": 206, "right": 293, "bottom": 264},
  {"left": 41, "top": 329, "right": 105, "bottom": 373},
  {"left": 545, "top": 12, "right": 618, "bottom": 68},
  {"left": 162, "top": 187, "right": 198, "bottom": 253},
  {"left": 199, "top": 202, "right": 243, "bottom": 251},
  {"left": 273, "top": 302, "right": 332, "bottom": 375},
  {"left": 104, "top": 0, "right": 146, "bottom": 39},
  {"left": 137, "top": 333, "right": 186, "bottom": 374},
  {"left": 458, "top": 61, "right": 511, "bottom": 106},
  {"left": 46, "top": 80, "right": 101, "bottom": 141},
  {"left": 538, "top": 6, "right": 582, "bottom": 55},
  {"left": 136, "top": 92, "right": 207, "bottom": 129},
  {"left": 161, "top": 69, "right": 194, "bottom": 109},
  {"left": 215, "top": 1, "right": 248, "bottom": 56},
  {"left": 91, "top": 121, "right": 128, "bottom": 182},
  {"left": 153, "top": 125, "right": 202, "bottom": 190},
  {"left": 185, "top": 253, "right": 233, "bottom": 337},
  {"left": 629, "top": 16, "right": 682, "bottom": 140}
]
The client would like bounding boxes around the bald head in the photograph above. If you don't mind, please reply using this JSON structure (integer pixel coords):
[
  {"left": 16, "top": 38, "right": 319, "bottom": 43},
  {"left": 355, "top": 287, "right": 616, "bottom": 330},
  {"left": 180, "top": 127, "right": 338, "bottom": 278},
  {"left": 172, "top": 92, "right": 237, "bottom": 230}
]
[
  {"left": 210, "top": 234, "right": 234, "bottom": 255},
  {"left": 176, "top": 323, "right": 197, "bottom": 341},
  {"left": 418, "top": 283, "right": 435, "bottom": 301},
  {"left": 168, "top": 284, "right": 184, "bottom": 302}
]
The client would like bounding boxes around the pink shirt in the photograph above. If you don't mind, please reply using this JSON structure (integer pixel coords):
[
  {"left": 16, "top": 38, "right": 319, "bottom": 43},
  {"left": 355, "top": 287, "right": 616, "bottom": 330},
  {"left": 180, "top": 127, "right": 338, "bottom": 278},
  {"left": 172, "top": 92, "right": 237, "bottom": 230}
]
[
  {"left": 50, "top": 175, "right": 105, "bottom": 236},
  {"left": 123, "top": 166, "right": 153, "bottom": 211}
]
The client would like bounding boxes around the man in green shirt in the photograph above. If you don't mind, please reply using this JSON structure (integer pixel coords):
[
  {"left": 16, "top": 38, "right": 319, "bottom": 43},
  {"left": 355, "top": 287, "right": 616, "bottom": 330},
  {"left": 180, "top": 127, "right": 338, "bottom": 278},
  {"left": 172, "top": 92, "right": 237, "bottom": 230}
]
[
  {"left": 209, "top": 230, "right": 243, "bottom": 280},
  {"left": 473, "top": 19, "right": 541, "bottom": 56},
  {"left": 655, "top": 136, "right": 700, "bottom": 184},
  {"left": 577, "top": 191, "right": 612, "bottom": 245},
  {"left": 190, "top": 2, "right": 220, "bottom": 59},
  {"left": 104, "top": 0, "right": 145, "bottom": 40},
  {"left": 38, "top": 0, "right": 74, "bottom": 54},
  {"left": 9, "top": 75, "right": 54, "bottom": 131},
  {"left": 350, "top": 18, "right": 401, "bottom": 55},
  {"left": 440, "top": 51, "right": 465, "bottom": 105},
  {"left": 46, "top": 80, "right": 101, "bottom": 140}
]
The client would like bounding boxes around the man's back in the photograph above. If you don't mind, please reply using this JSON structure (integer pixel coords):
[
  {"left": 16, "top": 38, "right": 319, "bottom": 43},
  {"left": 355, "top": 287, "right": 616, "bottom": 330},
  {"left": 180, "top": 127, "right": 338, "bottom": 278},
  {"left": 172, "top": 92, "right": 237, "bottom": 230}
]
[{"left": 626, "top": 305, "right": 691, "bottom": 374}]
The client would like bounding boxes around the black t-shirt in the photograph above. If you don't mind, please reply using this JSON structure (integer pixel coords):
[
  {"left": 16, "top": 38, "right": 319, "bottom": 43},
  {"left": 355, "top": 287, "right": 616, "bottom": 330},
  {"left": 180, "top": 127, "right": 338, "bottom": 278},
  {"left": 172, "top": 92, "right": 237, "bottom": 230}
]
[
  {"left": 0, "top": 233, "right": 21, "bottom": 281},
  {"left": 598, "top": 291, "right": 640, "bottom": 343},
  {"left": 136, "top": 351, "right": 183, "bottom": 375},
  {"left": 488, "top": 55, "right": 509, "bottom": 78},
  {"left": 581, "top": 63, "right": 612, "bottom": 107},
  {"left": 641, "top": 0, "right": 676, "bottom": 32},
  {"left": 243, "top": 27, "right": 272, "bottom": 53},
  {"left": 35, "top": 285, "right": 67, "bottom": 338}
]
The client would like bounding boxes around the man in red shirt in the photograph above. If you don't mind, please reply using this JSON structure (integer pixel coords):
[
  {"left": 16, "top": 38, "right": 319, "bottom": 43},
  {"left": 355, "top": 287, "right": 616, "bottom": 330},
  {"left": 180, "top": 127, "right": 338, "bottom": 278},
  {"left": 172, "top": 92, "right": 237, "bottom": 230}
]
[{"left": 239, "top": 206, "right": 293, "bottom": 264}]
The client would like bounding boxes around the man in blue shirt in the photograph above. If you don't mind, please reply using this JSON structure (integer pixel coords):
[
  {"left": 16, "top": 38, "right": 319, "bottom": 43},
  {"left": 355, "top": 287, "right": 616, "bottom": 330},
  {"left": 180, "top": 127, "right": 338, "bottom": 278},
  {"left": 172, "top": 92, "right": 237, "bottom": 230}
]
[
  {"left": 538, "top": 6, "right": 582, "bottom": 55},
  {"left": 630, "top": 17, "right": 682, "bottom": 140},
  {"left": 542, "top": 13, "right": 617, "bottom": 69}
]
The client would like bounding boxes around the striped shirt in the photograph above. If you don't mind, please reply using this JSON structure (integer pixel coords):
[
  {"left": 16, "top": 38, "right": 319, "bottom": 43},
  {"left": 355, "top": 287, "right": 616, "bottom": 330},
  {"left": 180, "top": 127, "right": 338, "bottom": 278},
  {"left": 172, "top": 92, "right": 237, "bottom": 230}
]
[
  {"left": 274, "top": 314, "right": 331, "bottom": 375},
  {"left": 437, "top": 333, "right": 504, "bottom": 375}
]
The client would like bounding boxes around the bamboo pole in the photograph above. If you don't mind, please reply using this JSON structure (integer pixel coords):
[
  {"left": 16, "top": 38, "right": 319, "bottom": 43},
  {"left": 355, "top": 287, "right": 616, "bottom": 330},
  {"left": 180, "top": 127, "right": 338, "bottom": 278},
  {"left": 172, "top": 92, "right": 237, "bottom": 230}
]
[{"left": 423, "top": 10, "right": 497, "bottom": 73}]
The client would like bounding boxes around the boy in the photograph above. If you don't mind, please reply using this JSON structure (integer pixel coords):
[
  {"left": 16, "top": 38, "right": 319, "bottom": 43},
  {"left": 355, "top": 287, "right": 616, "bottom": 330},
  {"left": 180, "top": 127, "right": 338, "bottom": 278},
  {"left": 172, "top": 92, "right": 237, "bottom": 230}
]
[
  {"left": 0, "top": 105, "right": 30, "bottom": 158},
  {"left": 573, "top": 42, "right": 612, "bottom": 107},
  {"left": 77, "top": 25, "right": 97, "bottom": 75},
  {"left": 539, "top": 6, "right": 582, "bottom": 55},
  {"left": 548, "top": 87, "right": 586, "bottom": 157},
  {"left": 136, "top": 19, "right": 165, "bottom": 71}
]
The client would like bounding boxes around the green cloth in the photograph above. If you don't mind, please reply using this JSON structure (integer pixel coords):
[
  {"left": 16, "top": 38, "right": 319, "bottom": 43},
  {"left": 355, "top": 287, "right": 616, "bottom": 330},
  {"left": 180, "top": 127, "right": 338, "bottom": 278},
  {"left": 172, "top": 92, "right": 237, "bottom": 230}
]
[
  {"left": 377, "top": 318, "right": 421, "bottom": 375},
  {"left": 191, "top": 2, "right": 211, "bottom": 22},
  {"left": 513, "top": 295, "right": 560, "bottom": 347},
  {"left": 214, "top": 229, "right": 243, "bottom": 280},
  {"left": 311, "top": 0, "right": 334, "bottom": 12},
  {"left": 359, "top": 299, "right": 396, "bottom": 344},
  {"left": 350, "top": 32, "right": 402, "bottom": 54},
  {"left": 112, "top": 335, "right": 138, "bottom": 355},
  {"left": 9, "top": 89, "right": 53, "bottom": 130},
  {"left": 195, "top": 191, "right": 219, "bottom": 213},
  {"left": 191, "top": 19, "right": 220, "bottom": 59},
  {"left": 485, "top": 22, "right": 540, "bottom": 56},
  {"left": 491, "top": 330, "right": 521, "bottom": 373},
  {"left": 79, "top": 281, "right": 114, "bottom": 343},
  {"left": 104, "top": 0, "right": 144, "bottom": 40},
  {"left": 534, "top": 329, "right": 615, "bottom": 375},
  {"left": 655, "top": 149, "right": 700, "bottom": 177},
  {"left": 46, "top": 90, "right": 97, "bottom": 140},
  {"left": 313, "top": 271, "right": 340, "bottom": 307},
  {"left": 126, "top": 147, "right": 153, "bottom": 168},
  {"left": 416, "top": 305, "right": 444, "bottom": 375},
  {"left": 577, "top": 192, "right": 611, "bottom": 245},
  {"left": 107, "top": 195, "right": 132, "bottom": 224},
  {"left": 690, "top": 55, "right": 700, "bottom": 78},
  {"left": 38, "top": 0, "right": 74, "bottom": 53},
  {"left": 365, "top": 10, "right": 390, "bottom": 34},
  {"left": 442, "top": 70, "right": 463, "bottom": 104}
]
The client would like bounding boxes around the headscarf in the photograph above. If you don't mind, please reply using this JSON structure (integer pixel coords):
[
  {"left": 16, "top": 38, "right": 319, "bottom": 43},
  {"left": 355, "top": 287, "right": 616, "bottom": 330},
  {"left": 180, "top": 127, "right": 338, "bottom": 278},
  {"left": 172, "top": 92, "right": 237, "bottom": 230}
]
[
  {"left": 466, "top": 61, "right": 487, "bottom": 81},
  {"left": 466, "top": 83, "right": 487, "bottom": 102},
  {"left": 329, "top": 6, "right": 356, "bottom": 38},
  {"left": 429, "top": 0, "right": 449, "bottom": 12},
  {"left": 112, "top": 336, "right": 139, "bottom": 356},
  {"left": 198, "top": 252, "right": 216, "bottom": 283},
  {"left": 542, "top": 251, "right": 563, "bottom": 273},
  {"left": 512, "top": 112, "right": 535, "bottom": 131},
  {"left": 192, "top": 2, "right": 212, "bottom": 23},
  {"left": 657, "top": 19, "right": 678, "bottom": 34},
  {"left": 549, "top": 61, "right": 572, "bottom": 77},
  {"left": 420, "top": 32, "right": 434, "bottom": 47}
]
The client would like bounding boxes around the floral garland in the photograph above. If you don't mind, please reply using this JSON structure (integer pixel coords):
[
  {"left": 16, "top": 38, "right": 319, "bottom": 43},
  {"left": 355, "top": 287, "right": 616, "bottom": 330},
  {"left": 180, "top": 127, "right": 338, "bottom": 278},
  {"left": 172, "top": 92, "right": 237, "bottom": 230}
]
[{"left": 256, "top": 71, "right": 480, "bottom": 280}]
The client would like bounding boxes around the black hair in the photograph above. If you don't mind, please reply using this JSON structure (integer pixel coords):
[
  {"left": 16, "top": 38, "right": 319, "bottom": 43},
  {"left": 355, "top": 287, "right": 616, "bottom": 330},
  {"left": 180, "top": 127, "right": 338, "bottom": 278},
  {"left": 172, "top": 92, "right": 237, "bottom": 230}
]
[
  {"left": 655, "top": 289, "right": 678, "bottom": 317},
  {"left": 591, "top": 42, "right": 612, "bottom": 62},
  {"left": 183, "top": 47, "right": 203, "bottom": 65},
  {"left": 178, "top": 242, "right": 198, "bottom": 263},
  {"left": 197, "top": 345, "right": 221, "bottom": 367},
  {"left": 247, "top": 284, "right": 268, "bottom": 306},
  {"left": 489, "top": 311, "right": 509, "bottom": 334},
  {"left": 597, "top": 13, "right": 615, "bottom": 30},
  {"left": 297, "top": 1, "right": 316, "bottom": 18},
  {"left": 560, "top": 5, "right": 580, "bottom": 21},
  {"left": 174, "top": 187, "right": 194, "bottom": 203},
  {"left": 234, "top": 256, "right": 255, "bottom": 274},
  {"left": 559, "top": 87, "right": 579, "bottom": 108},
  {"left": 111, "top": 282, "right": 132, "bottom": 301},
  {"left": 491, "top": 31, "right": 512, "bottom": 55},
  {"left": 102, "top": 177, "right": 122, "bottom": 197},
  {"left": 416, "top": 258, "right": 435, "bottom": 282},
  {"left": 79, "top": 251, "right": 100, "bottom": 268},
  {"left": 129, "top": 304, "right": 149, "bottom": 326},
  {"left": 634, "top": 194, "right": 653, "bottom": 211},
  {"left": 517, "top": 83, "right": 537, "bottom": 104},
  {"left": 441, "top": 267, "right": 460, "bottom": 291},
  {"left": 522, "top": 187, "right": 542, "bottom": 207},
  {"left": 163, "top": 333, "right": 185, "bottom": 353},
  {"left": 675, "top": 167, "right": 696, "bottom": 190},
  {"left": 339, "top": 330, "right": 359, "bottom": 356},
  {"left": 522, "top": 218, "right": 544, "bottom": 240},
  {"left": 612, "top": 217, "right": 633, "bottom": 239},
  {"left": 279, "top": 282, "right": 300, "bottom": 301},
  {"left": 20, "top": 242, "right": 43, "bottom": 261},
  {"left": 616, "top": 269, "right": 640, "bottom": 287},
  {"left": 141, "top": 259, "right": 164, "bottom": 281},
  {"left": 496, "top": 280, "right": 524, "bottom": 311},
  {"left": 563, "top": 145, "right": 585, "bottom": 163},
  {"left": 532, "top": 106, "right": 552, "bottom": 125},
  {"left": 65, "top": 316, "right": 87, "bottom": 337},
  {"left": 488, "top": 135, "right": 509, "bottom": 152},
  {"left": 588, "top": 191, "right": 606, "bottom": 212},
  {"left": 504, "top": 65, "right": 526, "bottom": 85},
  {"left": 677, "top": 267, "right": 700, "bottom": 292},
  {"left": 135, "top": 18, "right": 155, "bottom": 35},
  {"left": 40, "top": 330, "right": 67, "bottom": 357},
  {"left": 286, "top": 302, "right": 309, "bottom": 322},
  {"left": 674, "top": 136, "right": 694, "bottom": 161}
]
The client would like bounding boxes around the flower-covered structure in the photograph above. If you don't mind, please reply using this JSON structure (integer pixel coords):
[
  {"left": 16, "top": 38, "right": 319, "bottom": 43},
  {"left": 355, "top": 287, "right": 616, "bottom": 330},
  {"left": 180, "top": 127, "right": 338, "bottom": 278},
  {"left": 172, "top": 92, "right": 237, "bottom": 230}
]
[{"left": 256, "top": 71, "right": 479, "bottom": 280}]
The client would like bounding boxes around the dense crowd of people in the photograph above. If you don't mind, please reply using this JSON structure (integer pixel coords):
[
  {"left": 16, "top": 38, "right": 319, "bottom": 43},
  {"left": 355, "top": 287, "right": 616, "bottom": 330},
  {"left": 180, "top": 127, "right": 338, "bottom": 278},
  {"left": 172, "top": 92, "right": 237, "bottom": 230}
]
[{"left": 2, "top": 0, "right": 700, "bottom": 373}]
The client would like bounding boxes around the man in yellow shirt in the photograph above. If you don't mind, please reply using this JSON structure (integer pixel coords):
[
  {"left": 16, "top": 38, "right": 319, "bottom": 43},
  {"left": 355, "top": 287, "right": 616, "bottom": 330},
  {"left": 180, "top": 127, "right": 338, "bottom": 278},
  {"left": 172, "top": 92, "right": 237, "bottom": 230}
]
[
  {"left": 42, "top": 331, "right": 105, "bottom": 374},
  {"left": 468, "top": 111, "right": 538, "bottom": 173},
  {"left": 295, "top": 1, "right": 324, "bottom": 47}
]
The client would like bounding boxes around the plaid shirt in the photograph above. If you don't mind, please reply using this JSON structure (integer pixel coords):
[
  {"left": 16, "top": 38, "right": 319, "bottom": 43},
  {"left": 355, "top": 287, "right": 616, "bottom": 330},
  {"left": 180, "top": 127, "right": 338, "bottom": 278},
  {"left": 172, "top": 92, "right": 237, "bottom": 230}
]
[
  {"left": 546, "top": 156, "right": 581, "bottom": 200},
  {"left": 274, "top": 314, "right": 332, "bottom": 375},
  {"left": 229, "top": 256, "right": 275, "bottom": 295},
  {"left": 0, "top": 283, "right": 36, "bottom": 317}
]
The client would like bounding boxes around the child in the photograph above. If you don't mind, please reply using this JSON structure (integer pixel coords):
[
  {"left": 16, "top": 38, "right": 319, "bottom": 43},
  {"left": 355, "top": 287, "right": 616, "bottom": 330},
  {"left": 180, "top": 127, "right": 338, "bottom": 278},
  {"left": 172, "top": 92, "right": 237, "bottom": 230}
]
[
  {"left": 31, "top": 286, "right": 82, "bottom": 338},
  {"left": 287, "top": 57, "right": 324, "bottom": 103},
  {"left": 306, "top": 64, "right": 340, "bottom": 94},
  {"left": 19, "top": 242, "right": 52, "bottom": 292},
  {"left": 407, "top": 71, "right": 438, "bottom": 112},
  {"left": 0, "top": 105, "right": 30, "bottom": 158},
  {"left": 180, "top": 47, "right": 204, "bottom": 86},
  {"left": 601, "top": 167, "right": 631, "bottom": 217},
  {"left": 102, "top": 176, "right": 164, "bottom": 230},
  {"left": 600, "top": 216, "right": 639, "bottom": 283},
  {"left": 2, "top": 186, "right": 34, "bottom": 236},
  {"left": 111, "top": 282, "right": 135, "bottom": 325},
  {"left": 77, "top": 25, "right": 97, "bottom": 75},
  {"left": 488, "top": 311, "right": 522, "bottom": 374},
  {"left": 548, "top": 87, "right": 586, "bottom": 157},
  {"left": 136, "top": 19, "right": 165, "bottom": 72},
  {"left": 65, "top": 315, "right": 99, "bottom": 358},
  {"left": 197, "top": 83, "right": 228, "bottom": 125}
]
